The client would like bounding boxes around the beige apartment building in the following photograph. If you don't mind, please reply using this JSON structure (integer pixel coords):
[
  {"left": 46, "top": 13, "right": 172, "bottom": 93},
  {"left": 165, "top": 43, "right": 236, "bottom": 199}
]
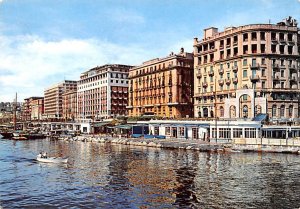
[
  {"left": 44, "top": 80, "right": 77, "bottom": 120},
  {"left": 77, "top": 64, "right": 132, "bottom": 121},
  {"left": 62, "top": 89, "right": 77, "bottom": 121},
  {"left": 194, "top": 16, "right": 300, "bottom": 120},
  {"left": 22, "top": 97, "right": 44, "bottom": 121},
  {"left": 128, "top": 48, "right": 194, "bottom": 118}
]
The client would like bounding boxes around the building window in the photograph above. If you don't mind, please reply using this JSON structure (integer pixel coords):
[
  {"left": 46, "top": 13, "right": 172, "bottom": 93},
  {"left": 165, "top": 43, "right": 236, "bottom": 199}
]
[
  {"left": 233, "top": 128, "right": 243, "bottom": 138},
  {"left": 262, "top": 81, "right": 266, "bottom": 89},
  {"left": 165, "top": 127, "right": 171, "bottom": 135},
  {"left": 179, "top": 127, "right": 185, "bottom": 137},
  {"left": 243, "top": 59, "right": 247, "bottom": 66},
  {"left": 261, "top": 32, "right": 265, "bottom": 40},
  {"left": 243, "top": 70, "right": 248, "bottom": 78},
  {"left": 219, "top": 128, "right": 231, "bottom": 138},
  {"left": 280, "top": 105, "right": 285, "bottom": 118},
  {"left": 154, "top": 127, "right": 159, "bottom": 135},
  {"left": 262, "top": 69, "right": 266, "bottom": 76},
  {"left": 245, "top": 128, "right": 256, "bottom": 138},
  {"left": 289, "top": 105, "right": 293, "bottom": 118},
  {"left": 220, "top": 106, "right": 224, "bottom": 117}
]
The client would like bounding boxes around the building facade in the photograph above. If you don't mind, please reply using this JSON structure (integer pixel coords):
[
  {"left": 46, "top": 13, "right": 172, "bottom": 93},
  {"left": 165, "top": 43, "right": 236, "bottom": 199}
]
[
  {"left": 62, "top": 89, "right": 77, "bottom": 121},
  {"left": 77, "top": 64, "right": 132, "bottom": 121},
  {"left": 22, "top": 97, "right": 44, "bottom": 121},
  {"left": 194, "top": 16, "right": 300, "bottom": 120},
  {"left": 127, "top": 48, "right": 194, "bottom": 118},
  {"left": 31, "top": 97, "right": 44, "bottom": 121},
  {"left": 44, "top": 80, "right": 77, "bottom": 120}
]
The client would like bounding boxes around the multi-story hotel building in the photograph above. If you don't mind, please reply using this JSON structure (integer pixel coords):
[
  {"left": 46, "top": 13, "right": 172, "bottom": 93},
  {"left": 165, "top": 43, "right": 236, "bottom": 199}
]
[
  {"left": 22, "top": 97, "right": 44, "bottom": 121},
  {"left": 194, "top": 16, "right": 300, "bottom": 120},
  {"left": 62, "top": 89, "right": 77, "bottom": 121},
  {"left": 77, "top": 64, "right": 132, "bottom": 120},
  {"left": 128, "top": 48, "right": 194, "bottom": 118},
  {"left": 44, "top": 80, "right": 77, "bottom": 119}
]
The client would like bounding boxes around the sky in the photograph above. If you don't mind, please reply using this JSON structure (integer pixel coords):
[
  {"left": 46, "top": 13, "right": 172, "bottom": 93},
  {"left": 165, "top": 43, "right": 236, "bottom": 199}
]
[{"left": 0, "top": 0, "right": 299, "bottom": 102}]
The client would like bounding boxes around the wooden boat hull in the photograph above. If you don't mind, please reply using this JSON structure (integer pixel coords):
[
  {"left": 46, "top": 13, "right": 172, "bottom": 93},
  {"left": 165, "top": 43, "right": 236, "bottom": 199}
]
[{"left": 0, "top": 132, "right": 13, "bottom": 139}]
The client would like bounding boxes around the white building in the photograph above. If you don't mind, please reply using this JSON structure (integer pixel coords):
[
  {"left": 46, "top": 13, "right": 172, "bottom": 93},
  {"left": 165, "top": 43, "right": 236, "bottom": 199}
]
[{"left": 77, "top": 64, "right": 132, "bottom": 122}]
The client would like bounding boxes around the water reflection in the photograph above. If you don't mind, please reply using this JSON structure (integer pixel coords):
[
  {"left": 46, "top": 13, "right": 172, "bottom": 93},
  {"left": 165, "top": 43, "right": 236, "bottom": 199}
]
[{"left": 1, "top": 139, "right": 300, "bottom": 208}]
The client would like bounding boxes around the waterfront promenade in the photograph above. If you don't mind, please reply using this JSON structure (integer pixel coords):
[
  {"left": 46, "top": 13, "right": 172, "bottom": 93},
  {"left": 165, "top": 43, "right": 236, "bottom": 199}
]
[{"left": 57, "top": 134, "right": 300, "bottom": 154}]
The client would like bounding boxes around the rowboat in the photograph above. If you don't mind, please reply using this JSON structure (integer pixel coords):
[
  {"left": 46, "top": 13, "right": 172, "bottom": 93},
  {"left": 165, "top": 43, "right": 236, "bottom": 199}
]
[{"left": 36, "top": 154, "right": 68, "bottom": 163}]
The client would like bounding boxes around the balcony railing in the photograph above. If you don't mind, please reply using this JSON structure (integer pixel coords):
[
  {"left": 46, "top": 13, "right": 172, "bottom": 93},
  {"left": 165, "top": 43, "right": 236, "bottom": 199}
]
[
  {"left": 232, "top": 77, "right": 238, "bottom": 83},
  {"left": 232, "top": 66, "right": 238, "bottom": 72},
  {"left": 208, "top": 71, "right": 214, "bottom": 76},
  {"left": 218, "top": 68, "right": 224, "bottom": 74},
  {"left": 249, "top": 64, "right": 260, "bottom": 70},
  {"left": 196, "top": 72, "right": 202, "bottom": 78},
  {"left": 290, "top": 76, "right": 297, "bottom": 82},
  {"left": 225, "top": 78, "right": 231, "bottom": 85},
  {"left": 250, "top": 75, "right": 260, "bottom": 82},
  {"left": 218, "top": 79, "right": 224, "bottom": 86},
  {"left": 272, "top": 75, "right": 280, "bottom": 81},
  {"left": 272, "top": 64, "right": 280, "bottom": 70}
]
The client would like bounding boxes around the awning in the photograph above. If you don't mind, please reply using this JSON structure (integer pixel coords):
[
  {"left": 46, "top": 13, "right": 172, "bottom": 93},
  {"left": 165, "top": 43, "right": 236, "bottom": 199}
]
[
  {"left": 93, "top": 122, "right": 110, "bottom": 127},
  {"left": 114, "top": 125, "right": 132, "bottom": 130}
]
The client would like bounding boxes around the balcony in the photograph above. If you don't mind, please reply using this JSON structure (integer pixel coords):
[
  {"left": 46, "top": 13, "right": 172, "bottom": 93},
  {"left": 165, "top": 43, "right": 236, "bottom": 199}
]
[
  {"left": 279, "top": 39, "right": 286, "bottom": 44},
  {"left": 272, "top": 75, "right": 280, "bottom": 81},
  {"left": 196, "top": 72, "right": 202, "bottom": 78},
  {"left": 218, "top": 79, "right": 224, "bottom": 86},
  {"left": 272, "top": 64, "right": 280, "bottom": 71},
  {"left": 289, "top": 64, "right": 296, "bottom": 71},
  {"left": 202, "top": 82, "right": 208, "bottom": 88},
  {"left": 225, "top": 78, "right": 231, "bottom": 85},
  {"left": 271, "top": 37, "right": 278, "bottom": 43},
  {"left": 249, "top": 64, "right": 260, "bottom": 70},
  {"left": 250, "top": 75, "right": 260, "bottom": 82},
  {"left": 218, "top": 68, "right": 224, "bottom": 74},
  {"left": 208, "top": 71, "right": 214, "bottom": 77},
  {"left": 232, "top": 66, "right": 238, "bottom": 72},
  {"left": 290, "top": 76, "right": 297, "bottom": 82},
  {"left": 232, "top": 77, "right": 238, "bottom": 84},
  {"left": 288, "top": 40, "right": 295, "bottom": 45}
]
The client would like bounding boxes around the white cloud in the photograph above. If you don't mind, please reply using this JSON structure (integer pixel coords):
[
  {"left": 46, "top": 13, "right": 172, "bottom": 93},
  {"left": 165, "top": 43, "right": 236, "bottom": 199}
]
[
  {"left": 108, "top": 8, "right": 145, "bottom": 24},
  {"left": 0, "top": 35, "right": 153, "bottom": 101}
]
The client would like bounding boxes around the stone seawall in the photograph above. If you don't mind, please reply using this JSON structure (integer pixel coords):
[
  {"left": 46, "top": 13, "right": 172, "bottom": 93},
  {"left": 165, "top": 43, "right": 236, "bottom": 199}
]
[
  {"left": 58, "top": 135, "right": 226, "bottom": 152},
  {"left": 56, "top": 135, "right": 300, "bottom": 154}
]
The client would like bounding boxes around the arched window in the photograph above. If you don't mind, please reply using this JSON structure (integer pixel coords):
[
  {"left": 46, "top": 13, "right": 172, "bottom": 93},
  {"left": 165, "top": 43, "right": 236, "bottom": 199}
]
[
  {"left": 242, "top": 105, "right": 248, "bottom": 118},
  {"left": 272, "top": 105, "right": 277, "bottom": 117},
  {"left": 230, "top": 106, "right": 236, "bottom": 118},
  {"left": 288, "top": 105, "right": 293, "bottom": 118},
  {"left": 280, "top": 105, "right": 285, "bottom": 118},
  {"left": 210, "top": 110, "right": 214, "bottom": 118},
  {"left": 220, "top": 106, "right": 224, "bottom": 117}
]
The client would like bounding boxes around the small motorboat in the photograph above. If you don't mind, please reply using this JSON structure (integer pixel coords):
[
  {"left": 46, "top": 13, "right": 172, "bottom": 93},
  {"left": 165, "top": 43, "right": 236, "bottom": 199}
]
[{"left": 36, "top": 154, "right": 68, "bottom": 164}]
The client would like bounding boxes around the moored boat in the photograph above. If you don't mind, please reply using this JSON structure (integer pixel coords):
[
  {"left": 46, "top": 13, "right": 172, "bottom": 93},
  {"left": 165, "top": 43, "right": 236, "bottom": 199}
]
[
  {"left": 36, "top": 154, "right": 68, "bottom": 163},
  {"left": 0, "top": 132, "right": 13, "bottom": 139}
]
